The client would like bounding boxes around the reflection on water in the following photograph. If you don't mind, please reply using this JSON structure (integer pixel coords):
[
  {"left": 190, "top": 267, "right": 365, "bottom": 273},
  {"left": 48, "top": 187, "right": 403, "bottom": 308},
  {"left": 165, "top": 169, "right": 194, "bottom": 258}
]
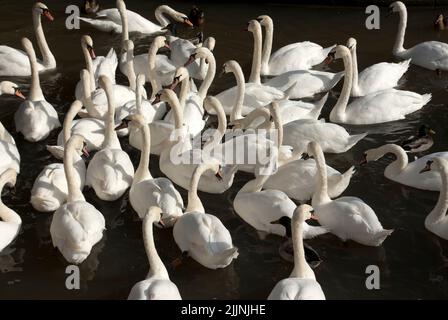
[{"left": 0, "top": 0, "right": 448, "bottom": 299}]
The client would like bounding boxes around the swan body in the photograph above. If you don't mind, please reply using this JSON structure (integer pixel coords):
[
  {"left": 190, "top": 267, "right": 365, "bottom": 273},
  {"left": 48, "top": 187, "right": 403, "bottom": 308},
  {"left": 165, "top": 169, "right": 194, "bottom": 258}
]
[
  {"left": 14, "top": 38, "right": 60, "bottom": 142},
  {"left": 363, "top": 144, "right": 448, "bottom": 191},
  {"left": 0, "top": 169, "right": 20, "bottom": 252},
  {"left": 54, "top": 118, "right": 105, "bottom": 152},
  {"left": 309, "top": 142, "right": 393, "bottom": 246},
  {"left": 86, "top": 76, "right": 134, "bottom": 201},
  {"left": 420, "top": 158, "right": 448, "bottom": 240},
  {"left": 268, "top": 205, "right": 326, "bottom": 300},
  {"left": 390, "top": 1, "right": 448, "bottom": 71},
  {"left": 329, "top": 45, "right": 431, "bottom": 125},
  {"left": 50, "top": 134, "right": 105, "bottom": 264},
  {"left": 128, "top": 207, "right": 182, "bottom": 300},
  {"left": 347, "top": 37, "right": 410, "bottom": 97},
  {"left": 173, "top": 162, "right": 238, "bottom": 269},
  {"left": 0, "top": 2, "right": 55, "bottom": 76}
]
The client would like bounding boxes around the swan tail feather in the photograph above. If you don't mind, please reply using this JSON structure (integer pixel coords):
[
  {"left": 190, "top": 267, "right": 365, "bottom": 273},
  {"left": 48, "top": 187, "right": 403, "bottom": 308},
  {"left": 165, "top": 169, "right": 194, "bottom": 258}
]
[
  {"left": 309, "top": 93, "right": 328, "bottom": 119},
  {"left": 345, "top": 133, "right": 367, "bottom": 151},
  {"left": 372, "top": 229, "right": 394, "bottom": 246},
  {"left": 46, "top": 145, "right": 65, "bottom": 160},
  {"left": 215, "top": 247, "right": 239, "bottom": 267},
  {"left": 303, "top": 226, "right": 329, "bottom": 239},
  {"left": 421, "top": 93, "right": 432, "bottom": 106}
]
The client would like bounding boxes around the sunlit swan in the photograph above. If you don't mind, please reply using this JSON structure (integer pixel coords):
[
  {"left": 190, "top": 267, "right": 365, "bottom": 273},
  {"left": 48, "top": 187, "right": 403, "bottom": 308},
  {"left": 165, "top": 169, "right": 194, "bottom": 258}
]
[
  {"left": 128, "top": 207, "right": 182, "bottom": 300},
  {"left": 86, "top": 76, "right": 134, "bottom": 201},
  {"left": 0, "top": 169, "right": 20, "bottom": 252},
  {"left": 14, "top": 38, "right": 60, "bottom": 142},
  {"left": 248, "top": 19, "right": 342, "bottom": 99},
  {"left": 419, "top": 158, "right": 448, "bottom": 240},
  {"left": 362, "top": 143, "right": 448, "bottom": 191},
  {"left": 308, "top": 141, "right": 393, "bottom": 246},
  {"left": 328, "top": 45, "right": 431, "bottom": 125},
  {"left": 128, "top": 114, "right": 183, "bottom": 227},
  {"left": 0, "top": 2, "right": 55, "bottom": 76},
  {"left": 79, "top": 0, "right": 192, "bottom": 34},
  {"left": 159, "top": 91, "right": 237, "bottom": 193},
  {"left": 173, "top": 162, "right": 239, "bottom": 269},
  {"left": 256, "top": 15, "right": 334, "bottom": 76},
  {"left": 50, "top": 134, "right": 105, "bottom": 264},
  {"left": 268, "top": 204, "right": 326, "bottom": 300},
  {"left": 390, "top": 1, "right": 448, "bottom": 72},
  {"left": 346, "top": 37, "right": 410, "bottom": 97},
  {"left": 30, "top": 100, "right": 88, "bottom": 212},
  {"left": 234, "top": 171, "right": 328, "bottom": 239}
]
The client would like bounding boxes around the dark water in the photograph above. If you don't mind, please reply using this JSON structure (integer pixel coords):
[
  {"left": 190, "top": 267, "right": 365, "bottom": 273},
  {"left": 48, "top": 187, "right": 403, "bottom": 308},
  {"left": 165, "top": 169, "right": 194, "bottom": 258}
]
[{"left": 1, "top": 0, "right": 448, "bottom": 299}]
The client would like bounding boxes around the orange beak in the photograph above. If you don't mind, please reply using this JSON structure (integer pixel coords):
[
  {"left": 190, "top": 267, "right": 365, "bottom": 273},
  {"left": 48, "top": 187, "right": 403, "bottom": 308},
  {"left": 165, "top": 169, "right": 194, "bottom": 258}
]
[
  {"left": 184, "top": 19, "right": 194, "bottom": 27},
  {"left": 44, "top": 10, "right": 54, "bottom": 22},
  {"left": 88, "top": 47, "right": 96, "bottom": 59},
  {"left": 14, "top": 90, "right": 25, "bottom": 99}
]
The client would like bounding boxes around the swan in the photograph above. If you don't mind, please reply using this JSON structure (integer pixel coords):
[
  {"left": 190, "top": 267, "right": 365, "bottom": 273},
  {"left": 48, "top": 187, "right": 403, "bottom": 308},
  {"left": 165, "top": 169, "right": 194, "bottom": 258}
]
[
  {"left": 0, "top": 2, "right": 55, "bottom": 76},
  {"left": 328, "top": 45, "right": 431, "bottom": 125},
  {"left": 158, "top": 90, "right": 237, "bottom": 193},
  {"left": 50, "top": 134, "right": 105, "bottom": 264},
  {"left": 128, "top": 114, "right": 184, "bottom": 227},
  {"left": 256, "top": 15, "right": 334, "bottom": 76},
  {"left": 268, "top": 204, "right": 326, "bottom": 300},
  {"left": 128, "top": 207, "right": 182, "bottom": 300},
  {"left": 419, "top": 158, "right": 448, "bottom": 240},
  {"left": 14, "top": 38, "right": 60, "bottom": 142},
  {"left": 346, "top": 37, "right": 410, "bottom": 97},
  {"left": 0, "top": 169, "right": 20, "bottom": 252},
  {"left": 308, "top": 141, "right": 393, "bottom": 246},
  {"left": 248, "top": 19, "right": 343, "bottom": 99},
  {"left": 30, "top": 100, "right": 88, "bottom": 212},
  {"left": 361, "top": 143, "right": 448, "bottom": 191},
  {"left": 173, "top": 162, "right": 239, "bottom": 269},
  {"left": 86, "top": 76, "right": 134, "bottom": 201},
  {"left": 234, "top": 170, "right": 328, "bottom": 239},
  {"left": 79, "top": 0, "right": 192, "bottom": 35},
  {"left": 390, "top": 1, "right": 448, "bottom": 72}
]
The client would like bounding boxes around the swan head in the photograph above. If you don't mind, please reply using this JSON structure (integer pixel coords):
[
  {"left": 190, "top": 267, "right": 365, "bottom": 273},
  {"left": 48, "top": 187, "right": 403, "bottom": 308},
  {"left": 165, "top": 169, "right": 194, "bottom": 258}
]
[
  {"left": 346, "top": 37, "right": 357, "bottom": 50},
  {"left": 152, "top": 36, "right": 169, "bottom": 51},
  {"left": 81, "top": 35, "right": 95, "bottom": 59},
  {"left": 245, "top": 19, "right": 262, "bottom": 34},
  {"left": 119, "top": 113, "right": 146, "bottom": 131},
  {"left": 203, "top": 37, "right": 216, "bottom": 51},
  {"left": 170, "top": 67, "right": 189, "bottom": 90},
  {"left": 185, "top": 47, "right": 213, "bottom": 66},
  {"left": 361, "top": 146, "right": 387, "bottom": 165},
  {"left": 389, "top": 1, "right": 405, "bottom": 14},
  {"left": 116, "top": 0, "right": 126, "bottom": 12},
  {"left": 306, "top": 141, "right": 321, "bottom": 159},
  {"left": 419, "top": 157, "right": 448, "bottom": 174},
  {"left": 34, "top": 2, "right": 54, "bottom": 21},
  {"left": 69, "top": 134, "right": 90, "bottom": 158},
  {"left": 295, "top": 204, "right": 315, "bottom": 222},
  {"left": 256, "top": 15, "right": 273, "bottom": 27},
  {"left": 145, "top": 206, "right": 165, "bottom": 228},
  {"left": 0, "top": 81, "right": 25, "bottom": 99},
  {"left": 221, "top": 60, "right": 240, "bottom": 76},
  {"left": 122, "top": 39, "right": 134, "bottom": 55}
]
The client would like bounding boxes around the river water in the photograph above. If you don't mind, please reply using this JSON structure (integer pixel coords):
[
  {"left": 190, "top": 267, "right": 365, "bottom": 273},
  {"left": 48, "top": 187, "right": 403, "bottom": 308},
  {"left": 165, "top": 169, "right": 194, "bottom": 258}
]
[{"left": 0, "top": 0, "right": 447, "bottom": 299}]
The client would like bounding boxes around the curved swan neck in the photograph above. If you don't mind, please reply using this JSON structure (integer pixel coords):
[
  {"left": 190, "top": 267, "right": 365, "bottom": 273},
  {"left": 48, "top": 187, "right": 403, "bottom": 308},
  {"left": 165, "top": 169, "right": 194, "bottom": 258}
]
[
  {"left": 377, "top": 144, "right": 408, "bottom": 176},
  {"left": 249, "top": 23, "right": 262, "bottom": 84},
  {"left": 198, "top": 53, "right": 216, "bottom": 100},
  {"left": 261, "top": 18, "right": 273, "bottom": 74},
  {"left": 203, "top": 97, "right": 227, "bottom": 151},
  {"left": 102, "top": 80, "right": 120, "bottom": 149},
  {"left": 393, "top": 6, "right": 407, "bottom": 56},
  {"left": 312, "top": 143, "right": 331, "bottom": 204},
  {"left": 229, "top": 63, "right": 246, "bottom": 122},
  {"left": 350, "top": 45, "right": 360, "bottom": 95},
  {"left": 240, "top": 173, "right": 270, "bottom": 193},
  {"left": 81, "top": 42, "right": 95, "bottom": 91},
  {"left": 0, "top": 170, "right": 20, "bottom": 225},
  {"left": 63, "top": 101, "right": 83, "bottom": 144},
  {"left": 330, "top": 46, "right": 352, "bottom": 122},
  {"left": 290, "top": 210, "right": 313, "bottom": 279},
  {"left": 186, "top": 164, "right": 215, "bottom": 213},
  {"left": 154, "top": 5, "right": 176, "bottom": 27},
  {"left": 134, "top": 122, "right": 152, "bottom": 183},
  {"left": 238, "top": 108, "right": 270, "bottom": 129},
  {"left": 427, "top": 160, "right": 448, "bottom": 226},
  {"left": 144, "top": 208, "right": 170, "bottom": 279},
  {"left": 147, "top": 45, "right": 162, "bottom": 99},
  {"left": 23, "top": 39, "right": 44, "bottom": 101},
  {"left": 32, "top": 8, "right": 55, "bottom": 69},
  {"left": 65, "top": 137, "right": 85, "bottom": 202}
]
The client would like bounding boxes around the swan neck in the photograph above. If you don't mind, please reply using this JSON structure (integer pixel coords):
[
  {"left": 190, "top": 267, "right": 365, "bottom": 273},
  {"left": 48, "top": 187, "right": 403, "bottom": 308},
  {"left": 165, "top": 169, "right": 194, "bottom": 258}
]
[
  {"left": 351, "top": 46, "right": 360, "bottom": 95},
  {"left": 393, "top": 7, "right": 407, "bottom": 55},
  {"left": 330, "top": 49, "right": 352, "bottom": 122},
  {"left": 249, "top": 26, "right": 262, "bottom": 84},
  {"left": 186, "top": 165, "right": 209, "bottom": 213},
  {"left": 118, "top": 5, "right": 129, "bottom": 45},
  {"left": 33, "top": 11, "right": 55, "bottom": 68},
  {"left": 230, "top": 65, "right": 246, "bottom": 122},
  {"left": 147, "top": 46, "right": 162, "bottom": 98},
  {"left": 63, "top": 103, "right": 82, "bottom": 144},
  {"left": 64, "top": 139, "right": 85, "bottom": 202},
  {"left": 179, "top": 76, "right": 190, "bottom": 108},
  {"left": 134, "top": 124, "right": 152, "bottom": 183},
  {"left": 103, "top": 84, "right": 120, "bottom": 149},
  {"left": 290, "top": 215, "right": 312, "bottom": 279},
  {"left": 126, "top": 51, "right": 136, "bottom": 91},
  {"left": 144, "top": 210, "right": 170, "bottom": 279},
  {"left": 154, "top": 6, "right": 173, "bottom": 27},
  {"left": 240, "top": 173, "right": 270, "bottom": 193},
  {"left": 198, "top": 54, "right": 216, "bottom": 100},
  {"left": 82, "top": 44, "right": 95, "bottom": 91},
  {"left": 427, "top": 162, "right": 448, "bottom": 226},
  {"left": 203, "top": 100, "right": 227, "bottom": 150},
  {"left": 313, "top": 145, "right": 331, "bottom": 204},
  {"left": 0, "top": 173, "right": 20, "bottom": 225},
  {"left": 380, "top": 144, "right": 408, "bottom": 176},
  {"left": 27, "top": 42, "right": 44, "bottom": 101},
  {"left": 261, "top": 20, "right": 273, "bottom": 73}
]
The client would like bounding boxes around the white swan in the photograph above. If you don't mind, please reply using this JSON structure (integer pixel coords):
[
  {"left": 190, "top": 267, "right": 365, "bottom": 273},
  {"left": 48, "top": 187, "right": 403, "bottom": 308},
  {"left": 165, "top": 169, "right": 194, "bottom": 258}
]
[
  {"left": 329, "top": 45, "right": 431, "bottom": 125},
  {"left": 128, "top": 114, "right": 184, "bottom": 227},
  {"left": 419, "top": 158, "right": 448, "bottom": 240},
  {"left": 30, "top": 100, "right": 88, "bottom": 212},
  {"left": 14, "top": 38, "right": 60, "bottom": 142},
  {"left": 309, "top": 141, "right": 393, "bottom": 246},
  {"left": 128, "top": 207, "right": 182, "bottom": 300},
  {"left": 50, "top": 134, "right": 105, "bottom": 264},
  {"left": 234, "top": 171, "right": 328, "bottom": 239},
  {"left": 0, "top": 2, "right": 55, "bottom": 76},
  {"left": 256, "top": 15, "right": 334, "bottom": 76},
  {"left": 159, "top": 90, "right": 237, "bottom": 193},
  {"left": 86, "top": 76, "right": 134, "bottom": 201},
  {"left": 347, "top": 37, "right": 410, "bottom": 97},
  {"left": 173, "top": 162, "right": 239, "bottom": 269},
  {"left": 362, "top": 144, "right": 448, "bottom": 191},
  {"left": 390, "top": 1, "right": 448, "bottom": 72},
  {"left": 0, "top": 169, "right": 20, "bottom": 252},
  {"left": 268, "top": 204, "right": 326, "bottom": 300},
  {"left": 79, "top": 0, "right": 192, "bottom": 35}
]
